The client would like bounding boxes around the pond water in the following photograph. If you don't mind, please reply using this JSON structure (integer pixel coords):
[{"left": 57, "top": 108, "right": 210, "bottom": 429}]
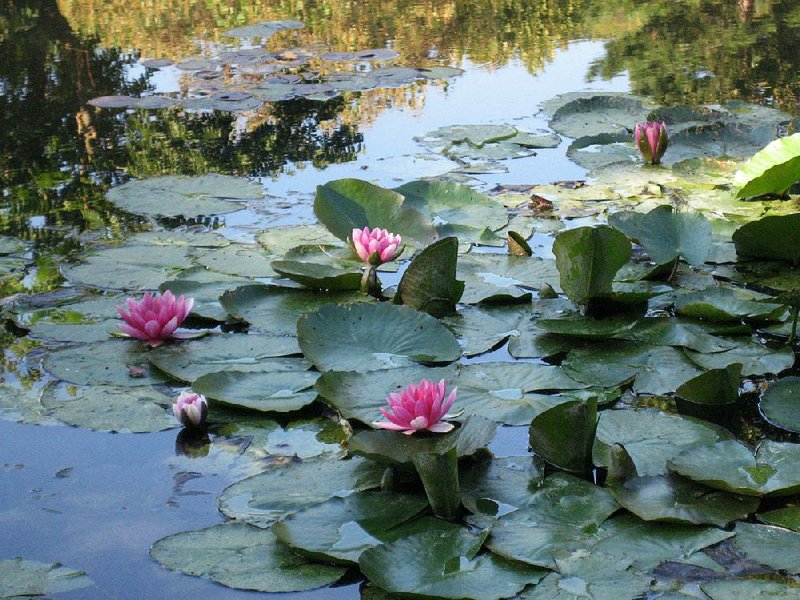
[{"left": 3, "top": 1, "right": 800, "bottom": 598}]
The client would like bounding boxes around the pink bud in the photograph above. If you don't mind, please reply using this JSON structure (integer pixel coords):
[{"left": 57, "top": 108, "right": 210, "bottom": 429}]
[{"left": 172, "top": 391, "right": 208, "bottom": 429}]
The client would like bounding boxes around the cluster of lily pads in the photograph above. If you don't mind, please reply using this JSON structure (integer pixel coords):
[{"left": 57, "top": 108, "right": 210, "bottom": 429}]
[
  {"left": 88, "top": 19, "right": 463, "bottom": 112},
  {"left": 7, "top": 91, "right": 800, "bottom": 597}
]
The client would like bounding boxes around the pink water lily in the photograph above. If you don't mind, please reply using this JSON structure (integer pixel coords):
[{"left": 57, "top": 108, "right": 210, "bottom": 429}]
[
  {"left": 116, "top": 290, "right": 193, "bottom": 347},
  {"left": 349, "top": 226, "right": 403, "bottom": 266},
  {"left": 172, "top": 391, "right": 208, "bottom": 429},
  {"left": 634, "top": 121, "right": 669, "bottom": 165},
  {"left": 373, "top": 378, "right": 456, "bottom": 435}
]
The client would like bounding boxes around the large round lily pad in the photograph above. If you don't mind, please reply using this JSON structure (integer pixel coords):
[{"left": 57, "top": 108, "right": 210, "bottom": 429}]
[
  {"left": 44, "top": 340, "right": 170, "bottom": 386},
  {"left": 106, "top": 174, "right": 262, "bottom": 218},
  {"left": 193, "top": 369, "right": 318, "bottom": 413},
  {"left": 148, "top": 334, "right": 304, "bottom": 381},
  {"left": 297, "top": 302, "right": 461, "bottom": 372},
  {"left": 150, "top": 522, "right": 345, "bottom": 592},
  {"left": 217, "top": 456, "right": 384, "bottom": 527},
  {"left": 732, "top": 522, "right": 800, "bottom": 573},
  {"left": 41, "top": 384, "right": 175, "bottom": 432},
  {"left": 668, "top": 439, "right": 800, "bottom": 497},
  {"left": 359, "top": 525, "right": 547, "bottom": 600},
  {"left": 0, "top": 558, "right": 93, "bottom": 598},
  {"left": 759, "top": 376, "right": 800, "bottom": 432},
  {"left": 273, "top": 491, "right": 429, "bottom": 564}
]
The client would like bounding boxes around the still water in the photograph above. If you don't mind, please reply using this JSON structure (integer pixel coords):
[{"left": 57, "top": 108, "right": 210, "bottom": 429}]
[{"left": 2, "top": 0, "right": 800, "bottom": 597}]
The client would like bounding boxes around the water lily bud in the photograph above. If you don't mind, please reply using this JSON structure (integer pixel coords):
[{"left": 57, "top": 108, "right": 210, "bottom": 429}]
[
  {"left": 116, "top": 290, "right": 194, "bottom": 347},
  {"left": 372, "top": 378, "right": 456, "bottom": 435},
  {"left": 348, "top": 226, "right": 403, "bottom": 266},
  {"left": 634, "top": 121, "right": 669, "bottom": 165},
  {"left": 172, "top": 391, "right": 208, "bottom": 429}
]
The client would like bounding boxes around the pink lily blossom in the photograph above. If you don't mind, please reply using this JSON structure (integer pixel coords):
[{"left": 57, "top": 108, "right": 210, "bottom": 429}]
[
  {"left": 634, "top": 121, "right": 669, "bottom": 165},
  {"left": 116, "top": 290, "right": 193, "bottom": 347},
  {"left": 172, "top": 391, "right": 208, "bottom": 429},
  {"left": 349, "top": 226, "right": 403, "bottom": 266},
  {"left": 372, "top": 378, "right": 456, "bottom": 435}
]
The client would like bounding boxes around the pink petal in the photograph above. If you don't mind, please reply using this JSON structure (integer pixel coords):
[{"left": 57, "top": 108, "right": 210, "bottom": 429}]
[
  {"left": 427, "top": 422, "right": 455, "bottom": 433},
  {"left": 372, "top": 420, "right": 411, "bottom": 431}
]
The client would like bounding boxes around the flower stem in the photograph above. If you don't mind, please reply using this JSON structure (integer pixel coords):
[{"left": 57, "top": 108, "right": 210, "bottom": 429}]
[{"left": 361, "top": 266, "right": 381, "bottom": 298}]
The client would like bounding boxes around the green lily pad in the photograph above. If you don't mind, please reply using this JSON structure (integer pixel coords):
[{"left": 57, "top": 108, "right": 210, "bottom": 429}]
[
  {"left": 0, "top": 558, "right": 93, "bottom": 598},
  {"left": 733, "top": 214, "right": 800, "bottom": 264},
  {"left": 685, "top": 341, "right": 794, "bottom": 376},
  {"left": 315, "top": 365, "right": 457, "bottom": 425},
  {"left": 460, "top": 455, "right": 546, "bottom": 517},
  {"left": 529, "top": 399, "right": 597, "bottom": 474},
  {"left": 393, "top": 237, "right": 464, "bottom": 317},
  {"left": 256, "top": 224, "right": 341, "bottom": 256},
  {"left": 359, "top": 525, "right": 547, "bottom": 600},
  {"left": 0, "top": 383, "right": 55, "bottom": 425},
  {"left": 732, "top": 522, "right": 800, "bottom": 573},
  {"left": 607, "top": 445, "right": 758, "bottom": 527},
  {"left": 273, "top": 491, "right": 429, "bottom": 564},
  {"left": 44, "top": 340, "right": 170, "bottom": 386},
  {"left": 148, "top": 334, "right": 304, "bottom": 382},
  {"left": 553, "top": 225, "right": 631, "bottom": 311},
  {"left": 674, "top": 287, "right": 786, "bottom": 322},
  {"left": 62, "top": 243, "right": 195, "bottom": 290},
  {"left": 193, "top": 369, "right": 318, "bottom": 413},
  {"left": 314, "top": 178, "right": 436, "bottom": 245},
  {"left": 395, "top": 180, "right": 509, "bottom": 241},
  {"left": 457, "top": 253, "right": 560, "bottom": 304},
  {"left": 484, "top": 473, "right": 619, "bottom": 569},
  {"left": 220, "top": 284, "right": 371, "bottom": 335},
  {"left": 675, "top": 364, "right": 741, "bottom": 423},
  {"left": 668, "top": 439, "right": 800, "bottom": 497},
  {"left": 442, "top": 304, "right": 523, "bottom": 356},
  {"left": 609, "top": 205, "right": 711, "bottom": 266},
  {"left": 594, "top": 409, "right": 729, "bottom": 476},
  {"left": 702, "top": 579, "right": 800, "bottom": 599},
  {"left": 548, "top": 94, "right": 652, "bottom": 138},
  {"left": 760, "top": 376, "right": 800, "bottom": 432},
  {"left": 106, "top": 174, "right": 262, "bottom": 217},
  {"left": 40, "top": 383, "right": 175, "bottom": 432},
  {"left": 150, "top": 522, "right": 345, "bottom": 592},
  {"left": 733, "top": 133, "right": 800, "bottom": 199},
  {"left": 349, "top": 415, "right": 496, "bottom": 465},
  {"left": 297, "top": 302, "right": 461, "bottom": 372},
  {"left": 563, "top": 342, "right": 703, "bottom": 394},
  {"left": 759, "top": 507, "right": 800, "bottom": 532},
  {"left": 271, "top": 260, "right": 362, "bottom": 290},
  {"left": 217, "top": 456, "right": 384, "bottom": 527},
  {"left": 195, "top": 245, "right": 277, "bottom": 279}
]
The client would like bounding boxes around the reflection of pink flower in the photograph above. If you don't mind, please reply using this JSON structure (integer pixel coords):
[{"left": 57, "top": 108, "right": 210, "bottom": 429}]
[
  {"left": 172, "top": 391, "right": 208, "bottom": 429},
  {"left": 372, "top": 378, "right": 456, "bottom": 435},
  {"left": 349, "top": 227, "right": 403, "bottom": 266},
  {"left": 116, "top": 291, "right": 193, "bottom": 347},
  {"left": 634, "top": 121, "right": 669, "bottom": 165}
]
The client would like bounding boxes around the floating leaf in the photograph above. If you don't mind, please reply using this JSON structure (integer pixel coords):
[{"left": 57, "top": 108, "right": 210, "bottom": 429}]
[
  {"left": 734, "top": 133, "right": 800, "bottom": 199},
  {"left": 217, "top": 456, "right": 384, "bottom": 527},
  {"left": 443, "top": 304, "right": 523, "bottom": 357},
  {"left": 359, "top": 524, "right": 547, "bottom": 600},
  {"left": 150, "top": 522, "right": 345, "bottom": 592},
  {"left": 529, "top": 399, "right": 597, "bottom": 474},
  {"left": 273, "top": 491, "right": 429, "bottom": 564},
  {"left": 674, "top": 287, "right": 786, "bottom": 322},
  {"left": 297, "top": 302, "right": 461, "bottom": 372},
  {"left": 393, "top": 237, "right": 464, "bottom": 316},
  {"left": 553, "top": 225, "right": 631, "bottom": 310},
  {"left": 0, "top": 558, "right": 93, "bottom": 598},
  {"left": 760, "top": 376, "right": 800, "bottom": 432},
  {"left": 732, "top": 522, "right": 800, "bottom": 573},
  {"left": 607, "top": 444, "right": 758, "bottom": 527},
  {"left": 668, "top": 439, "right": 800, "bottom": 497},
  {"left": 272, "top": 260, "right": 362, "bottom": 291},
  {"left": 460, "top": 455, "right": 546, "bottom": 517},
  {"left": 195, "top": 245, "right": 277, "bottom": 278},
  {"left": 733, "top": 214, "right": 800, "bottom": 264},
  {"left": 314, "top": 179, "right": 436, "bottom": 245},
  {"left": 44, "top": 340, "right": 169, "bottom": 386},
  {"left": 702, "top": 579, "right": 800, "bottom": 599},
  {"left": 594, "top": 409, "right": 728, "bottom": 476},
  {"left": 106, "top": 174, "right": 262, "bottom": 218},
  {"left": 193, "top": 370, "right": 318, "bottom": 413},
  {"left": 609, "top": 205, "right": 711, "bottom": 266},
  {"left": 40, "top": 384, "right": 174, "bottom": 432},
  {"left": 548, "top": 94, "right": 651, "bottom": 138},
  {"left": 685, "top": 341, "right": 794, "bottom": 376}
]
